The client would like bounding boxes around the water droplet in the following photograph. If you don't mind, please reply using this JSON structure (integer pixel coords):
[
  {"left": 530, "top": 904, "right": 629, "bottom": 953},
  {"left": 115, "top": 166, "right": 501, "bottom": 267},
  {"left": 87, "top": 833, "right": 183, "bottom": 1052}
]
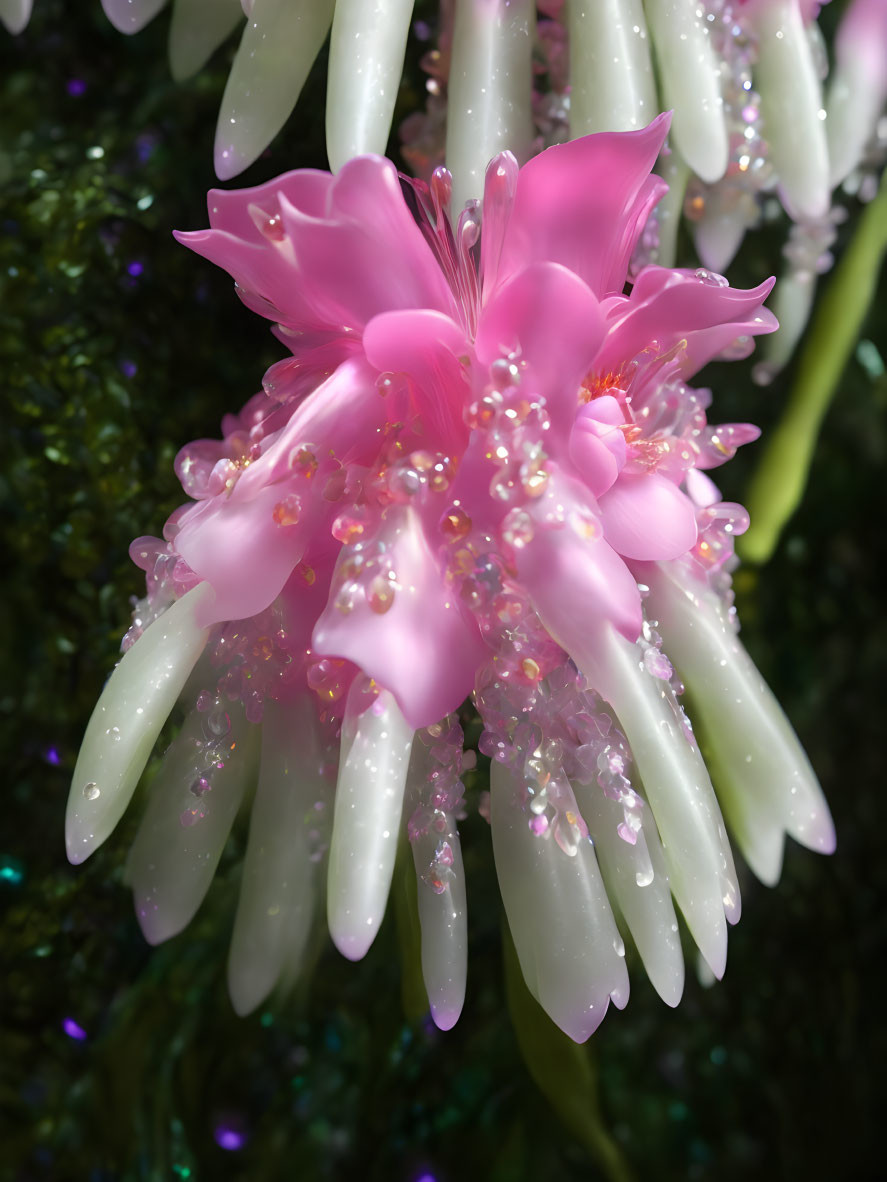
[
  {"left": 272, "top": 493, "right": 302, "bottom": 527},
  {"left": 367, "top": 575, "right": 395, "bottom": 615},
  {"left": 83, "top": 782, "right": 100, "bottom": 801}
]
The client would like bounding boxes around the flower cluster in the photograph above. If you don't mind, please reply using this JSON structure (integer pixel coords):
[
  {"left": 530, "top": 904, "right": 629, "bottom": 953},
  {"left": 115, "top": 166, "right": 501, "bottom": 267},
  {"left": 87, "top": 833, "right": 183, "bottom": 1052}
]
[{"left": 66, "top": 118, "right": 834, "bottom": 1042}]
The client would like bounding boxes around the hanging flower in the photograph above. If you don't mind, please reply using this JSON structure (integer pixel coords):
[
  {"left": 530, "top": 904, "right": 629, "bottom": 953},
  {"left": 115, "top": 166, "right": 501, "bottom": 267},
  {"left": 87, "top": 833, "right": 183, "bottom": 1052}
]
[{"left": 66, "top": 117, "right": 834, "bottom": 1042}]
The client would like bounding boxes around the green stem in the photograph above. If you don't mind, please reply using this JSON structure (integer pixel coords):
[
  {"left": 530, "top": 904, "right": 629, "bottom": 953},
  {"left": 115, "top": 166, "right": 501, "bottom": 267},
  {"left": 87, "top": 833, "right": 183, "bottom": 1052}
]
[{"left": 740, "top": 169, "right": 887, "bottom": 565}]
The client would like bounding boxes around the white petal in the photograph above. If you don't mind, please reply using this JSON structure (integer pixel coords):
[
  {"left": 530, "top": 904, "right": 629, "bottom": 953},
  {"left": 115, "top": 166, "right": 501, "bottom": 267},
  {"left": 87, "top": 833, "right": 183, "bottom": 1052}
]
[
  {"left": 575, "top": 781, "right": 685, "bottom": 1008},
  {"left": 0, "top": 0, "right": 33, "bottom": 34},
  {"left": 214, "top": 0, "right": 335, "bottom": 180},
  {"left": 756, "top": 268, "right": 817, "bottom": 384},
  {"left": 66, "top": 583, "right": 214, "bottom": 865},
  {"left": 445, "top": 0, "right": 535, "bottom": 214},
  {"left": 169, "top": 0, "right": 244, "bottom": 82},
  {"left": 574, "top": 624, "right": 731, "bottom": 979},
  {"left": 410, "top": 811, "right": 467, "bottom": 1031},
  {"left": 644, "top": 0, "right": 728, "bottom": 183},
  {"left": 654, "top": 148, "right": 691, "bottom": 270},
  {"left": 643, "top": 563, "right": 835, "bottom": 884},
  {"left": 567, "top": 0, "right": 656, "bottom": 135},
  {"left": 491, "top": 762, "right": 630, "bottom": 1043},
  {"left": 102, "top": 0, "right": 168, "bottom": 34},
  {"left": 692, "top": 187, "right": 752, "bottom": 274},
  {"left": 227, "top": 696, "right": 335, "bottom": 1015},
  {"left": 128, "top": 703, "right": 257, "bottom": 944},
  {"left": 826, "top": 65, "right": 887, "bottom": 188},
  {"left": 327, "top": 681, "right": 414, "bottom": 960},
  {"left": 753, "top": 0, "right": 829, "bottom": 220},
  {"left": 326, "top": 0, "right": 415, "bottom": 171}
]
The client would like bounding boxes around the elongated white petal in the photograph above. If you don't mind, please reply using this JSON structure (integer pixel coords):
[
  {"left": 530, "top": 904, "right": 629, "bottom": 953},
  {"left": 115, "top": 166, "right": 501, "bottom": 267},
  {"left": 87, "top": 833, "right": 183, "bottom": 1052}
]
[
  {"left": 327, "top": 682, "right": 414, "bottom": 960},
  {"left": 693, "top": 187, "right": 752, "bottom": 275},
  {"left": 0, "top": 0, "right": 33, "bottom": 34},
  {"left": 326, "top": 0, "right": 415, "bottom": 172},
  {"left": 66, "top": 583, "right": 214, "bottom": 866},
  {"left": 575, "top": 782, "right": 684, "bottom": 1007},
  {"left": 446, "top": 0, "right": 535, "bottom": 214},
  {"left": 643, "top": 563, "right": 835, "bottom": 884},
  {"left": 644, "top": 0, "right": 728, "bottom": 183},
  {"left": 754, "top": 0, "right": 829, "bottom": 220},
  {"left": 410, "top": 811, "right": 467, "bottom": 1031},
  {"left": 826, "top": 73, "right": 881, "bottom": 190},
  {"left": 227, "top": 696, "right": 334, "bottom": 1015},
  {"left": 102, "top": 0, "right": 168, "bottom": 34},
  {"left": 214, "top": 0, "right": 335, "bottom": 180},
  {"left": 572, "top": 625, "right": 732, "bottom": 978},
  {"left": 567, "top": 0, "right": 656, "bottom": 136},
  {"left": 128, "top": 703, "right": 256, "bottom": 943},
  {"left": 169, "top": 0, "right": 244, "bottom": 82},
  {"left": 757, "top": 268, "right": 817, "bottom": 383},
  {"left": 491, "top": 762, "right": 630, "bottom": 1043},
  {"left": 655, "top": 148, "right": 690, "bottom": 269}
]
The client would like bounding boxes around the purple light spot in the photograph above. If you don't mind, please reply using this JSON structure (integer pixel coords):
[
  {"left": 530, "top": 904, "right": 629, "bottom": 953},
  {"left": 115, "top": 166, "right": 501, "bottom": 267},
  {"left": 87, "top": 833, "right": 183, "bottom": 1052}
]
[
  {"left": 120, "top": 360, "right": 137, "bottom": 379},
  {"left": 126, "top": 261, "right": 144, "bottom": 278},
  {"left": 45, "top": 747, "right": 61, "bottom": 766},
  {"left": 67, "top": 79, "right": 87, "bottom": 97},
  {"left": 63, "top": 1018, "right": 87, "bottom": 1041},
  {"left": 214, "top": 1124, "right": 246, "bottom": 1151},
  {"left": 416, "top": 1175, "right": 437, "bottom": 1182}
]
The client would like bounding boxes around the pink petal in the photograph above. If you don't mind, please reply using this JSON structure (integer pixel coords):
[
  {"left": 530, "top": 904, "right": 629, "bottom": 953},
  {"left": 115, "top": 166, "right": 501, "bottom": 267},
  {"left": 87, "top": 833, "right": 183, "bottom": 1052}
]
[
  {"left": 176, "top": 484, "right": 308, "bottom": 625},
  {"left": 598, "top": 267, "right": 777, "bottom": 380},
  {"left": 175, "top": 357, "right": 388, "bottom": 625},
  {"left": 176, "top": 156, "right": 457, "bottom": 337},
  {"left": 362, "top": 309, "right": 470, "bottom": 455},
  {"left": 312, "top": 509, "right": 486, "bottom": 729},
  {"left": 515, "top": 479, "right": 643, "bottom": 647},
  {"left": 597, "top": 474, "right": 698, "bottom": 561},
  {"left": 475, "top": 262, "right": 605, "bottom": 429},
  {"left": 205, "top": 170, "right": 334, "bottom": 241},
  {"left": 250, "top": 356, "right": 390, "bottom": 490},
  {"left": 569, "top": 404, "right": 628, "bottom": 499},
  {"left": 494, "top": 115, "right": 671, "bottom": 300}
]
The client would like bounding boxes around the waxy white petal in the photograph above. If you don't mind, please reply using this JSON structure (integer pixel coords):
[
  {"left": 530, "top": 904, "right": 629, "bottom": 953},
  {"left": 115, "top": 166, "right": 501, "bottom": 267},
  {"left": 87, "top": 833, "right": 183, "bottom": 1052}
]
[
  {"left": 446, "top": 0, "right": 535, "bottom": 214},
  {"left": 227, "top": 696, "right": 334, "bottom": 1015},
  {"left": 410, "top": 811, "right": 467, "bottom": 1031},
  {"left": 102, "top": 0, "right": 168, "bottom": 34},
  {"left": 644, "top": 0, "right": 728, "bottom": 183},
  {"left": 128, "top": 703, "right": 256, "bottom": 944},
  {"left": 327, "top": 682, "right": 414, "bottom": 961},
  {"left": 576, "top": 782, "right": 685, "bottom": 1008},
  {"left": 0, "top": 0, "right": 33, "bottom": 34},
  {"left": 214, "top": 0, "right": 335, "bottom": 180},
  {"left": 491, "top": 761, "right": 630, "bottom": 1043},
  {"left": 757, "top": 268, "right": 818, "bottom": 382},
  {"left": 169, "top": 0, "right": 244, "bottom": 82},
  {"left": 754, "top": 0, "right": 829, "bottom": 220},
  {"left": 655, "top": 148, "right": 691, "bottom": 269},
  {"left": 693, "top": 188, "right": 751, "bottom": 275},
  {"left": 66, "top": 583, "right": 214, "bottom": 865},
  {"left": 643, "top": 563, "right": 835, "bottom": 884},
  {"left": 326, "top": 0, "right": 415, "bottom": 172},
  {"left": 573, "top": 625, "right": 733, "bottom": 979},
  {"left": 567, "top": 0, "right": 656, "bottom": 136},
  {"left": 826, "top": 60, "right": 887, "bottom": 188}
]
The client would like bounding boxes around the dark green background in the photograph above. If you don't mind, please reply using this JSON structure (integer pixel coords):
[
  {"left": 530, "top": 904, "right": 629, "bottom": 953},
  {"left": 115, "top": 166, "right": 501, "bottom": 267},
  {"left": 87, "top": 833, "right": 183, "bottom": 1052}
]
[{"left": 2, "top": 3, "right": 884, "bottom": 1179}]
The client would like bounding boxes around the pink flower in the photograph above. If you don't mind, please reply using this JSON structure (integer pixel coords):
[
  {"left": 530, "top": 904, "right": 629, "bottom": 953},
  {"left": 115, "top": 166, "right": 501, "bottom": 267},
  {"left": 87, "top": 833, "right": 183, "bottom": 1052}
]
[{"left": 67, "top": 118, "right": 834, "bottom": 1042}]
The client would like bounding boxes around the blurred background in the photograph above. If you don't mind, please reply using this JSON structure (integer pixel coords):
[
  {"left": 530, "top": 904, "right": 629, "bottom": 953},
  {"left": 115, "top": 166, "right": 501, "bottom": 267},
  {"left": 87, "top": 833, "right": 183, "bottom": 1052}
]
[{"left": 1, "top": 2, "right": 885, "bottom": 1179}]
